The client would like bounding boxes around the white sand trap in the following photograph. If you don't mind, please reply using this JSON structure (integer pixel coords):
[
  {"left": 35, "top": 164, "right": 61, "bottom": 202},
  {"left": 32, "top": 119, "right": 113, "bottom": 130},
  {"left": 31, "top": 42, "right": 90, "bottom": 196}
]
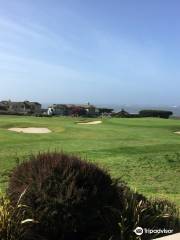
[
  {"left": 8, "top": 127, "right": 51, "bottom": 134},
  {"left": 78, "top": 120, "right": 102, "bottom": 125},
  {"left": 174, "top": 131, "right": 180, "bottom": 134}
]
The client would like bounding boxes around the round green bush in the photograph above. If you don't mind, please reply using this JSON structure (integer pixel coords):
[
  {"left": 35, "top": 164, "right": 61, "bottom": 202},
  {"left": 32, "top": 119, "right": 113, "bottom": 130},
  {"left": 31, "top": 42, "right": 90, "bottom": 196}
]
[
  {"left": 7, "top": 152, "right": 179, "bottom": 240},
  {"left": 8, "top": 152, "right": 123, "bottom": 240}
]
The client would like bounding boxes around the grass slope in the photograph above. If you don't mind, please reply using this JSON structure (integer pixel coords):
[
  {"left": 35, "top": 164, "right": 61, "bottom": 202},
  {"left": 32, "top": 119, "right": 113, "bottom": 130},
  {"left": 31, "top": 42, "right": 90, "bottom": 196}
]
[{"left": 0, "top": 115, "right": 179, "bottom": 206}]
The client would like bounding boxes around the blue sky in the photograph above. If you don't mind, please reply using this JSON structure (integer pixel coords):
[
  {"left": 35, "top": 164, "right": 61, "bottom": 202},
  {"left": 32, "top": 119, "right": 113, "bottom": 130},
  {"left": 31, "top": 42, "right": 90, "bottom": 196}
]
[{"left": 0, "top": 0, "right": 180, "bottom": 105}]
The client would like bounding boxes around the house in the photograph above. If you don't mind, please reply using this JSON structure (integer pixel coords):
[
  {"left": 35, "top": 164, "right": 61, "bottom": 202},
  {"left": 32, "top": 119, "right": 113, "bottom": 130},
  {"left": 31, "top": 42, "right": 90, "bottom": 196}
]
[
  {"left": 114, "top": 109, "right": 130, "bottom": 117},
  {"left": 0, "top": 101, "right": 9, "bottom": 112},
  {"left": 78, "top": 104, "right": 96, "bottom": 116},
  {"left": 98, "top": 108, "right": 114, "bottom": 115},
  {"left": 0, "top": 100, "right": 41, "bottom": 115},
  {"left": 8, "top": 101, "right": 26, "bottom": 113},
  {"left": 48, "top": 104, "right": 68, "bottom": 116},
  {"left": 48, "top": 103, "right": 97, "bottom": 116},
  {"left": 23, "top": 101, "right": 41, "bottom": 114}
]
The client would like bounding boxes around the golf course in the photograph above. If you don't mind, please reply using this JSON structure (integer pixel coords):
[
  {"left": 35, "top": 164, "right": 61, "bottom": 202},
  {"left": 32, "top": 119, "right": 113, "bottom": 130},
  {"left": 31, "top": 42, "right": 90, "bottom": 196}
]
[{"left": 0, "top": 115, "right": 180, "bottom": 206}]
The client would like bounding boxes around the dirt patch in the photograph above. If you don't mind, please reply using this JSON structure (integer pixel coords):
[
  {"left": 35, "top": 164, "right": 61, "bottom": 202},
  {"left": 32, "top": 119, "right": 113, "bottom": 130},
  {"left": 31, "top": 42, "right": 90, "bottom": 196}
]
[
  {"left": 77, "top": 120, "right": 102, "bottom": 125},
  {"left": 8, "top": 127, "right": 51, "bottom": 134}
]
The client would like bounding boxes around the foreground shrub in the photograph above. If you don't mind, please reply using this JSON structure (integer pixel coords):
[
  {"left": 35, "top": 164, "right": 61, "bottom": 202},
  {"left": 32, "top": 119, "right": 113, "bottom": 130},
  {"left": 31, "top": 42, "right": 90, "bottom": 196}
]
[
  {"left": 0, "top": 190, "right": 37, "bottom": 240},
  {"left": 8, "top": 152, "right": 123, "bottom": 240},
  {"left": 7, "top": 152, "right": 180, "bottom": 240}
]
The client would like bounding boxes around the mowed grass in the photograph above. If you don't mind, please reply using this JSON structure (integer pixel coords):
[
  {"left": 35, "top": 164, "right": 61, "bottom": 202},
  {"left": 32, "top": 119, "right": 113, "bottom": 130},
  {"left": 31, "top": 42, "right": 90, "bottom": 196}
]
[{"left": 0, "top": 115, "right": 180, "bottom": 206}]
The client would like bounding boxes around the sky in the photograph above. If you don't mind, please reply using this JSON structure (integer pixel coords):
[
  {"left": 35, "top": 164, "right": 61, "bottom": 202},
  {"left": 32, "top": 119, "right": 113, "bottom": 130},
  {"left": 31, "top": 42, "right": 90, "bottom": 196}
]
[{"left": 0, "top": 0, "right": 180, "bottom": 106}]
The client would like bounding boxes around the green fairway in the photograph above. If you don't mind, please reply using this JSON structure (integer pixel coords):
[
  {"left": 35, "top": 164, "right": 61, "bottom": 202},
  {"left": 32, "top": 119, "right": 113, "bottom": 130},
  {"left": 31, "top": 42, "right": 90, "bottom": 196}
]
[{"left": 0, "top": 115, "right": 180, "bottom": 206}]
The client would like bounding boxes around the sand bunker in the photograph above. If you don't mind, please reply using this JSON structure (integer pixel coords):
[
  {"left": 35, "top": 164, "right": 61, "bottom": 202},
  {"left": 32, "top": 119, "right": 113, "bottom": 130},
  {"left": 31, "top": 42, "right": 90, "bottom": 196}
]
[
  {"left": 77, "top": 120, "right": 102, "bottom": 125},
  {"left": 174, "top": 131, "right": 180, "bottom": 135},
  {"left": 8, "top": 127, "right": 51, "bottom": 134}
]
